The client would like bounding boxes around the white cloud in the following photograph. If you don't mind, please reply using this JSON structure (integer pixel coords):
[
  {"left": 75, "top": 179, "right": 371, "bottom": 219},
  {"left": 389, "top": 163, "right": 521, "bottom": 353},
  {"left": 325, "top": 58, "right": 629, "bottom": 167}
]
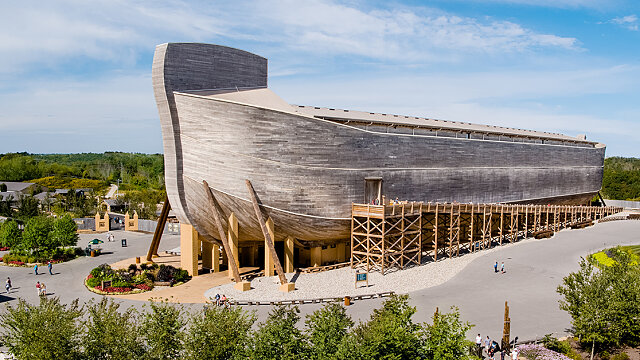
[
  {"left": 611, "top": 14, "right": 639, "bottom": 31},
  {"left": 0, "top": 0, "right": 579, "bottom": 73},
  {"left": 452, "top": 0, "right": 619, "bottom": 9}
]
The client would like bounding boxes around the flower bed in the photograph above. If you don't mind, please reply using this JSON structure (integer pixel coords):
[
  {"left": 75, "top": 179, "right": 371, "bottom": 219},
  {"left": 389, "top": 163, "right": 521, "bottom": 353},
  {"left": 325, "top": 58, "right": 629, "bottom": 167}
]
[
  {"left": 84, "top": 263, "right": 191, "bottom": 295},
  {"left": 518, "top": 344, "right": 572, "bottom": 360}
]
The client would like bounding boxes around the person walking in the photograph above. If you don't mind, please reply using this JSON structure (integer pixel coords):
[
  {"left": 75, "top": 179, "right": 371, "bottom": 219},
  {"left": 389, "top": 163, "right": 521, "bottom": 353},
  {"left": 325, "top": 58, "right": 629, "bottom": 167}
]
[
  {"left": 475, "top": 334, "right": 483, "bottom": 357},
  {"left": 34, "top": 263, "right": 39, "bottom": 275},
  {"left": 501, "top": 262, "right": 505, "bottom": 274},
  {"left": 484, "top": 336, "right": 491, "bottom": 354},
  {"left": 5, "top": 277, "right": 10, "bottom": 294},
  {"left": 48, "top": 261, "right": 53, "bottom": 275},
  {"left": 494, "top": 261, "right": 498, "bottom": 273},
  {"left": 40, "top": 283, "right": 47, "bottom": 296},
  {"left": 511, "top": 346, "right": 519, "bottom": 359},
  {"left": 36, "top": 281, "right": 41, "bottom": 296}
]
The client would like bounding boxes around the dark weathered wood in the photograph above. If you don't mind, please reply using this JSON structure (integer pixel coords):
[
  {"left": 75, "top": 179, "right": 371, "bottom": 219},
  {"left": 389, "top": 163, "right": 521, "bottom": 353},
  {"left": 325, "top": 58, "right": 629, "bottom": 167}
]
[
  {"left": 146, "top": 195, "right": 171, "bottom": 262},
  {"left": 245, "top": 179, "right": 287, "bottom": 285},
  {"left": 203, "top": 180, "right": 242, "bottom": 283}
]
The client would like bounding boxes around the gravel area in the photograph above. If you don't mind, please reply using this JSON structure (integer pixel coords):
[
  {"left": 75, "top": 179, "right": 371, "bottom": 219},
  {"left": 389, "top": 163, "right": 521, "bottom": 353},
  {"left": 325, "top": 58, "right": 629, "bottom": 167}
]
[{"left": 205, "top": 238, "right": 532, "bottom": 302}]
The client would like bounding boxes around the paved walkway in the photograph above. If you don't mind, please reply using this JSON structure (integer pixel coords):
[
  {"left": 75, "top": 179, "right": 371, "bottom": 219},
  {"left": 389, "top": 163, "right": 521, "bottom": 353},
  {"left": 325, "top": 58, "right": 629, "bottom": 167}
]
[{"left": 0, "top": 230, "right": 183, "bottom": 312}]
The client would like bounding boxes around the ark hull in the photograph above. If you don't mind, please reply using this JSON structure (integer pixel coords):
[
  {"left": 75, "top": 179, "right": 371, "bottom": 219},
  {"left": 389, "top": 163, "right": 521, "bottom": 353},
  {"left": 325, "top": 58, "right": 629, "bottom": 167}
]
[{"left": 153, "top": 43, "right": 605, "bottom": 244}]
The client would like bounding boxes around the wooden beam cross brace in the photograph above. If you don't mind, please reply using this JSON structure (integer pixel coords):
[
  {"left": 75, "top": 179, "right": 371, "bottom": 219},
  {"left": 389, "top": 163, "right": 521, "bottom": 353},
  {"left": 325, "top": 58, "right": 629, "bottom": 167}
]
[
  {"left": 245, "top": 179, "right": 288, "bottom": 285},
  {"left": 203, "top": 181, "right": 242, "bottom": 283}
]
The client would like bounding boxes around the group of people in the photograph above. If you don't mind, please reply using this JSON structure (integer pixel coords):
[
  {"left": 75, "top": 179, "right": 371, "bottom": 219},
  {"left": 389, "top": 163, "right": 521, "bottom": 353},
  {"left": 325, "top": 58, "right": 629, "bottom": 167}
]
[
  {"left": 493, "top": 261, "right": 506, "bottom": 274},
  {"left": 212, "top": 293, "right": 230, "bottom": 309},
  {"left": 476, "top": 334, "right": 519, "bottom": 359},
  {"left": 35, "top": 281, "right": 47, "bottom": 296},
  {"left": 33, "top": 261, "right": 54, "bottom": 276}
]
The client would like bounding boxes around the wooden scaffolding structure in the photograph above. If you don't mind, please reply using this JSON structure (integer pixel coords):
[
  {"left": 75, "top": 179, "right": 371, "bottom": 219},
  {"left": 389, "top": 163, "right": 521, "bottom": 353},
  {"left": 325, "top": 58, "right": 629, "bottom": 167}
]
[{"left": 351, "top": 202, "right": 622, "bottom": 274}]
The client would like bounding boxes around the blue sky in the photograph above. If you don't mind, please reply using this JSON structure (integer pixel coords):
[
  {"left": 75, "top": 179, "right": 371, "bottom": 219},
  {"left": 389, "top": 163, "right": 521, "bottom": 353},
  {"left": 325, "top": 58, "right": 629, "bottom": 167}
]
[{"left": 0, "top": 0, "right": 638, "bottom": 156}]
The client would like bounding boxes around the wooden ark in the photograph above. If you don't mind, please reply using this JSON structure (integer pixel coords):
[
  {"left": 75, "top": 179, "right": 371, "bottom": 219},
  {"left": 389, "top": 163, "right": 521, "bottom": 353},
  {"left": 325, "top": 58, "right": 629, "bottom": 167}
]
[{"left": 152, "top": 43, "right": 605, "bottom": 247}]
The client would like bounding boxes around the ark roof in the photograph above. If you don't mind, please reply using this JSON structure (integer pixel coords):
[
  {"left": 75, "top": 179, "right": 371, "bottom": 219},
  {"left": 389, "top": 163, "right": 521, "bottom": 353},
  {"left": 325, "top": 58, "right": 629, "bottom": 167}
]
[{"left": 179, "top": 87, "right": 596, "bottom": 145}]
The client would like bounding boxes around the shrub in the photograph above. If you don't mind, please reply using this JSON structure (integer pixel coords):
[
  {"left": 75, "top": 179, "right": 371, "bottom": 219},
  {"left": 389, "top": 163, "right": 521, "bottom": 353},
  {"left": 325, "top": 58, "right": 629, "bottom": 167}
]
[
  {"left": 174, "top": 269, "right": 189, "bottom": 283},
  {"left": 144, "top": 271, "right": 155, "bottom": 282},
  {"left": 612, "top": 353, "right": 630, "bottom": 360},
  {"left": 128, "top": 264, "right": 138, "bottom": 273},
  {"left": 111, "top": 279, "right": 131, "bottom": 288},
  {"left": 27, "top": 257, "right": 36, "bottom": 264},
  {"left": 139, "top": 263, "right": 148, "bottom": 271},
  {"left": 518, "top": 344, "right": 572, "bottom": 360},
  {"left": 90, "top": 264, "right": 113, "bottom": 280},
  {"left": 157, "top": 265, "right": 176, "bottom": 282},
  {"left": 542, "top": 334, "right": 572, "bottom": 354},
  {"left": 86, "top": 278, "right": 101, "bottom": 288}
]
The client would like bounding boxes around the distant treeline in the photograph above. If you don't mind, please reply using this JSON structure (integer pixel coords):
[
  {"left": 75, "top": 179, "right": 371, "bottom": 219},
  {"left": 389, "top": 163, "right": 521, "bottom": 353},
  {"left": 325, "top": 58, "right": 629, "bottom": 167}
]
[
  {"left": 0, "top": 152, "right": 165, "bottom": 190},
  {"left": 602, "top": 157, "right": 640, "bottom": 201}
]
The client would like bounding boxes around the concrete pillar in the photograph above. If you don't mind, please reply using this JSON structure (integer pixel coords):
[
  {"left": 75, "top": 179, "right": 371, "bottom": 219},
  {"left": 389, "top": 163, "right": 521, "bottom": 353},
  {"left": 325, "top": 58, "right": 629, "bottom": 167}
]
[
  {"left": 311, "top": 246, "right": 322, "bottom": 267},
  {"left": 337, "top": 242, "right": 346, "bottom": 262},
  {"left": 285, "top": 236, "right": 295, "bottom": 273},
  {"left": 180, "top": 224, "right": 199, "bottom": 276},
  {"left": 213, "top": 245, "right": 220, "bottom": 272},
  {"left": 201, "top": 241, "right": 213, "bottom": 270},
  {"left": 228, "top": 213, "right": 240, "bottom": 278},
  {"left": 264, "top": 217, "right": 275, "bottom": 277}
]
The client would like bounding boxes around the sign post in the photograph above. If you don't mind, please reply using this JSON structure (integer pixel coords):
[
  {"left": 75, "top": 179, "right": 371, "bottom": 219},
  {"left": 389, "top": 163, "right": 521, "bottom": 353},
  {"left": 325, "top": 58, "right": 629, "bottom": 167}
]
[{"left": 355, "top": 271, "right": 369, "bottom": 289}]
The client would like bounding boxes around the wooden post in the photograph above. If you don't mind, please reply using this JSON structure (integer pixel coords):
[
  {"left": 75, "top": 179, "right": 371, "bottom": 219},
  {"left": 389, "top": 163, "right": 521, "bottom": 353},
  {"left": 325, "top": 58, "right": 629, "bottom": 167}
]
[
  {"left": 203, "top": 181, "right": 242, "bottom": 283},
  {"left": 228, "top": 212, "right": 240, "bottom": 279},
  {"left": 285, "top": 236, "right": 295, "bottom": 273},
  {"left": 179, "top": 224, "right": 200, "bottom": 276},
  {"left": 201, "top": 241, "right": 213, "bottom": 270},
  {"left": 147, "top": 195, "right": 170, "bottom": 262},
  {"left": 245, "top": 180, "right": 288, "bottom": 285},
  {"left": 502, "top": 301, "right": 511, "bottom": 352},
  {"left": 265, "top": 218, "right": 276, "bottom": 276},
  {"left": 311, "top": 246, "right": 322, "bottom": 267}
]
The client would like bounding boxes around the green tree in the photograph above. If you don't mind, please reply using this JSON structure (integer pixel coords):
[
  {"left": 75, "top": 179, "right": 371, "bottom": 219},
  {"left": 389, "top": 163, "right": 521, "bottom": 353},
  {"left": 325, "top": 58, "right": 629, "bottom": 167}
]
[
  {"left": 51, "top": 214, "right": 79, "bottom": 247},
  {"left": 557, "top": 248, "right": 640, "bottom": 355},
  {"left": 0, "top": 297, "right": 83, "bottom": 360},
  {"left": 0, "top": 219, "right": 22, "bottom": 248},
  {"left": 0, "top": 193, "right": 12, "bottom": 217},
  {"left": 183, "top": 305, "right": 256, "bottom": 360},
  {"left": 247, "top": 305, "right": 308, "bottom": 360},
  {"left": 305, "top": 302, "right": 354, "bottom": 360},
  {"left": 336, "top": 294, "right": 421, "bottom": 360},
  {"left": 140, "top": 300, "right": 186, "bottom": 360},
  {"left": 0, "top": 154, "right": 42, "bottom": 181},
  {"left": 420, "top": 306, "right": 476, "bottom": 360},
  {"left": 17, "top": 194, "right": 39, "bottom": 219},
  {"left": 82, "top": 299, "right": 144, "bottom": 359},
  {"left": 22, "top": 216, "right": 53, "bottom": 251}
]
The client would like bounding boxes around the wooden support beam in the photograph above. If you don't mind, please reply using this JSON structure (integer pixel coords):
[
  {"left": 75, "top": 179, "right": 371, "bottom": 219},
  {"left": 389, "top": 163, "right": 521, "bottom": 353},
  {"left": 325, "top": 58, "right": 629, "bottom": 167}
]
[
  {"left": 285, "top": 236, "right": 295, "bottom": 273},
  {"left": 245, "top": 179, "right": 288, "bottom": 285},
  {"left": 203, "top": 180, "right": 242, "bottom": 283},
  {"left": 146, "top": 195, "right": 170, "bottom": 262},
  {"left": 265, "top": 218, "right": 276, "bottom": 276},
  {"left": 228, "top": 212, "right": 240, "bottom": 279}
]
